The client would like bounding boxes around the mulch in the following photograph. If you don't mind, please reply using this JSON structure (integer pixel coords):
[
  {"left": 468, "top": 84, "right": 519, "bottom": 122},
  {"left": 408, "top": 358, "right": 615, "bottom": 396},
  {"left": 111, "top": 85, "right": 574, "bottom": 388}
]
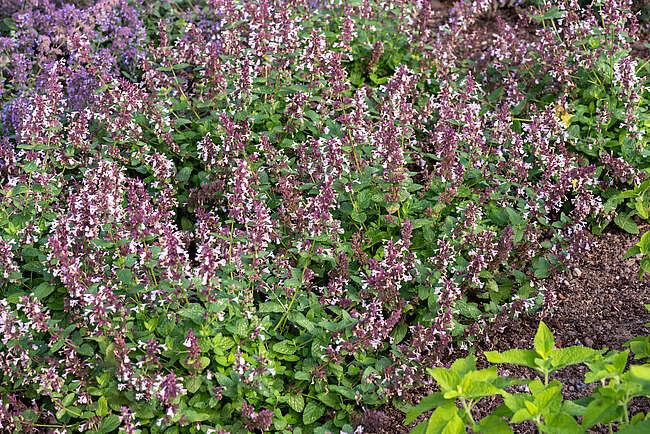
[
  {"left": 373, "top": 3, "right": 650, "bottom": 431},
  {"left": 378, "top": 227, "right": 650, "bottom": 432}
]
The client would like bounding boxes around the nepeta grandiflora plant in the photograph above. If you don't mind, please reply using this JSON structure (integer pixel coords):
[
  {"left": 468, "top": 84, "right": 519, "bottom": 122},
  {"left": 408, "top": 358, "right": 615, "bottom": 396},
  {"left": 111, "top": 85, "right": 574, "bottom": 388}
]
[
  {"left": 407, "top": 321, "right": 650, "bottom": 433},
  {"left": 0, "top": 0, "right": 648, "bottom": 432}
]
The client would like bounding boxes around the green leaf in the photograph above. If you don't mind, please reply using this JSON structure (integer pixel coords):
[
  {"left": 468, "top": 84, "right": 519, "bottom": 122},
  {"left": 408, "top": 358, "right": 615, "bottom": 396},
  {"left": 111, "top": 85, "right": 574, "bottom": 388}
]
[
  {"left": 303, "top": 402, "right": 325, "bottom": 425},
  {"left": 630, "top": 364, "right": 650, "bottom": 384},
  {"left": 116, "top": 269, "right": 132, "bottom": 284},
  {"left": 542, "top": 7, "right": 565, "bottom": 20},
  {"left": 351, "top": 210, "right": 367, "bottom": 223},
  {"left": 641, "top": 257, "right": 650, "bottom": 278},
  {"left": 288, "top": 312, "right": 316, "bottom": 333},
  {"left": 484, "top": 349, "right": 539, "bottom": 368},
  {"left": 411, "top": 420, "right": 428, "bottom": 434},
  {"left": 226, "top": 318, "right": 248, "bottom": 337},
  {"left": 505, "top": 207, "right": 524, "bottom": 226},
  {"left": 450, "top": 355, "right": 476, "bottom": 377},
  {"left": 318, "top": 391, "right": 339, "bottom": 408},
  {"left": 33, "top": 282, "right": 55, "bottom": 300},
  {"left": 405, "top": 392, "right": 449, "bottom": 425},
  {"left": 582, "top": 399, "right": 617, "bottom": 429},
  {"left": 460, "top": 381, "right": 500, "bottom": 399},
  {"left": 288, "top": 394, "right": 305, "bottom": 413},
  {"left": 534, "top": 321, "right": 554, "bottom": 359},
  {"left": 186, "top": 376, "right": 202, "bottom": 393},
  {"left": 544, "top": 413, "right": 581, "bottom": 432},
  {"left": 426, "top": 368, "right": 460, "bottom": 393},
  {"left": 99, "top": 415, "right": 120, "bottom": 433},
  {"left": 273, "top": 340, "right": 296, "bottom": 355},
  {"left": 391, "top": 324, "right": 408, "bottom": 345},
  {"left": 476, "top": 414, "right": 514, "bottom": 434},
  {"left": 532, "top": 256, "right": 550, "bottom": 278},
  {"left": 92, "top": 238, "right": 113, "bottom": 248},
  {"left": 184, "top": 409, "right": 210, "bottom": 422},
  {"left": 425, "top": 404, "right": 464, "bottom": 434},
  {"left": 328, "top": 385, "right": 356, "bottom": 400},
  {"left": 638, "top": 231, "right": 650, "bottom": 254},
  {"left": 97, "top": 396, "right": 109, "bottom": 417},
  {"left": 614, "top": 213, "right": 639, "bottom": 234},
  {"left": 177, "top": 166, "right": 192, "bottom": 183},
  {"left": 511, "top": 408, "right": 532, "bottom": 423},
  {"left": 618, "top": 419, "right": 650, "bottom": 434},
  {"left": 562, "top": 400, "right": 587, "bottom": 417},
  {"left": 259, "top": 301, "right": 285, "bottom": 313},
  {"left": 178, "top": 303, "right": 206, "bottom": 324},
  {"left": 550, "top": 346, "right": 601, "bottom": 369},
  {"left": 104, "top": 343, "right": 117, "bottom": 367},
  {"left": 624, "top": 245, "right": 641, "bottom": 259}
]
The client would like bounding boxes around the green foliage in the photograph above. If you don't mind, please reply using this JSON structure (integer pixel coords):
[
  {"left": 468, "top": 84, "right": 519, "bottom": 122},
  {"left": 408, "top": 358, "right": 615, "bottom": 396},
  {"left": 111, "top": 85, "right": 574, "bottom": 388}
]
[
  {"left": 1, "top": 0, "right": 649, "bottom": 432},
  {"left": 620, "top": 180, "right": 650, "bottom": 277},
  {"left": 408, "top": 321, "right": 650, "bottom": 433}
]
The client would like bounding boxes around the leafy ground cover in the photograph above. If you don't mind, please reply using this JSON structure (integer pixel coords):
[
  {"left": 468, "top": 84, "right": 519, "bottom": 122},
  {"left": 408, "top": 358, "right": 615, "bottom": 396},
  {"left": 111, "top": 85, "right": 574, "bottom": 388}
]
[
  {"left": 382, "top": 228, "right": 650, "bottom": 433},
  {"left": 0, "top": 0, "right": 648, "bottom": 432}
]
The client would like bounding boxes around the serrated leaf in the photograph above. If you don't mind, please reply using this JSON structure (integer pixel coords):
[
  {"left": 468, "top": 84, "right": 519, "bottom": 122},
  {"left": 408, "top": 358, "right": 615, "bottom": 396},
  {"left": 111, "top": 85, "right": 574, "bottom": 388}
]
[
  {"left": 99, "top": 415, "right": 120, "bottom": 433},
  {"left": 116, "top": 269, "right": 132, "bottom": 284},
  {"left": 33, "top": 282, "right": 55, "bottom": 300},
  {"left": 288, "top": 394, "right": 304, "bottom": 413},
  {"left": 184, "top": 409, "right": 210, "bottom": 422},
  {"left": 259, "top": 301, "right": 285, "bottom": 313},
  {"left": 532, "top": 256, "right": 550, "bottom": 278},
  {"left": 351, "top": 210, "right": 367, "bottom": 223},
  {"left": 550, "top": 346, "right": 601, "bottom": 369},
  {"left": 273, "top": 340, "right": 296, "bottom": 355},
  {"left": 476, "top": 414, "right": 513, "bottom": 434},
  {"left": 177, "top": 166, "right": 192, "bottom": 183},
  {"left": 303, "top": 402, "right": 325, "bottom": 425},
  {"left": 186, "top": 376, "right": 202, "bottom": 393},
  {"left": 405, "top": 392, "right": 449, "bottom": 425},
  {"left": 485, "top": 349, "right": 539, "bottom": 368},
  {"left": 534, "top": 321, "right": 554, "bottom": 359},
  {"left": 614, "top": 213, "right": 639, "bottom": 234},
  {"left": 178, "top": 304, "right": 205, "bottom": 324},
  {"left": 318, "top": 391, "right": 339, "bottom": 408},
  {"left": 427, "top": 368, "right": 460, "bottom": 393}
]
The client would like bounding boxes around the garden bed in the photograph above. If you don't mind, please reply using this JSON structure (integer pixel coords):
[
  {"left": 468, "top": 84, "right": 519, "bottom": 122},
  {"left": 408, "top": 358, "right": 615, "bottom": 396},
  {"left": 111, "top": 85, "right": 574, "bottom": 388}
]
[
  {"left": 382, "top": 227, "right": 650, "bottom": 432},
  {"left": 0, "top": 0, "right": 648, "bottom": 432}
]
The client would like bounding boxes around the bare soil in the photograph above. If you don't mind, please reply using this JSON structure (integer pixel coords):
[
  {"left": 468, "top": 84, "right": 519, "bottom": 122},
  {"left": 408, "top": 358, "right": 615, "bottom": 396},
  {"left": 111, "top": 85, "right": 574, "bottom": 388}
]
[
  {"left": 379, "top": 226, "right": 650, "bottom": 432},
  {"left": 374, "top": 2, "right": 650, "bottom": 429}
]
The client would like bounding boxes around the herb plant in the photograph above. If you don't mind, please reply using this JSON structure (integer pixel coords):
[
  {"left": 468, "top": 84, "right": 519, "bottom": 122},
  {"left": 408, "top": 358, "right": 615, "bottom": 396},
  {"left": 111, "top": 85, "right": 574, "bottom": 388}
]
[
  {"left": 0, "top": 0, "right": 648, "bottom": 432},
  {"left": 407, "top": 321, "right": 650, "bottom": 433}
]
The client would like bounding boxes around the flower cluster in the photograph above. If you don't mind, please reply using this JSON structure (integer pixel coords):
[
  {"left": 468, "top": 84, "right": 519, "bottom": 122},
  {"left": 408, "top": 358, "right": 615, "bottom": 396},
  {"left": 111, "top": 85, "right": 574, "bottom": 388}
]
[{"left": 0, "top": 0, "right": 647, "bottom": 432}]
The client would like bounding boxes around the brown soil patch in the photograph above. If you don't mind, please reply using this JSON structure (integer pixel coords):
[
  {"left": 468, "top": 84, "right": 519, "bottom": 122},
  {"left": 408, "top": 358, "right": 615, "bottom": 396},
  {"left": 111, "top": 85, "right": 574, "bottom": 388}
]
[
  {"left": 379, "top": 228, "right": 650, "bottom": 433},
  {"left": 370, "top": 3, "right": 650, "bottom": 432}
]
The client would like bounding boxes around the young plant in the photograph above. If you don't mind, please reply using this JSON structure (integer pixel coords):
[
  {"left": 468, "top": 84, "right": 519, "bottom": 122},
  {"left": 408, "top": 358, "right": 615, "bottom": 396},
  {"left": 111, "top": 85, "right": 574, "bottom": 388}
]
[{"left": 406, "top": 321, "right": 650, "bottom": 433}]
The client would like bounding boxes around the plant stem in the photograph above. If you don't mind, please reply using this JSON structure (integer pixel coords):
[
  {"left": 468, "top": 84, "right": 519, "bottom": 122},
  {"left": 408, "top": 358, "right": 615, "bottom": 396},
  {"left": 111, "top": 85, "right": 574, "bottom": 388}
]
[{"left": 461, "top": 398, "right": 476, "bottom": 427}]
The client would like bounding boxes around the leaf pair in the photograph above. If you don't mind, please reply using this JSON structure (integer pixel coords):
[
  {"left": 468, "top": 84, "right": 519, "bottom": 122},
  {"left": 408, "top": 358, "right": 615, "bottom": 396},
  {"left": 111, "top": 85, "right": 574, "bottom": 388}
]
[
  {"left": 405, "top": 355, "right": 523, "bottom": 434},
  {"left": 485, "top": 321, "right": 603, "bottom": 385}
]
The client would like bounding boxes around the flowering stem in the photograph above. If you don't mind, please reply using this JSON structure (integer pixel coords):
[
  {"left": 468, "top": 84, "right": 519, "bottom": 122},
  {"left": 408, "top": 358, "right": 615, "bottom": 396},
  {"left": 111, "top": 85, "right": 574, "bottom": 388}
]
[{"left": 273, "top": 243, "right": 314, "bottom": 331}]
